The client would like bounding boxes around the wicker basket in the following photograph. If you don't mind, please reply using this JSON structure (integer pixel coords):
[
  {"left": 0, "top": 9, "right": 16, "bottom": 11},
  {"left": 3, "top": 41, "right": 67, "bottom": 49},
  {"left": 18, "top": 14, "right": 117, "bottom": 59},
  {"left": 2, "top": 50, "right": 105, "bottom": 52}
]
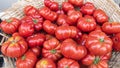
[{"left": 0, "top": 0, "right": 120, "bottom": 68}]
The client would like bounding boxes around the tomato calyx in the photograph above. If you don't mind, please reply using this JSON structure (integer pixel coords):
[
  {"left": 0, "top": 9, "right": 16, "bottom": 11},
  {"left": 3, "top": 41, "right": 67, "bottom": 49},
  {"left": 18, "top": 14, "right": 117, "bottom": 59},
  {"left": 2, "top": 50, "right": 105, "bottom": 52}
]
[
  {"left": 6, "top": 19, "right": 12, "bottom": 23},
  {"left": 33, "top": 19, "right": 38, "bottom": 24},
  {"left": 99, "top": 38, "right": 104, "bottom": 42},
  {"left": 50, "top": 49, "right": 56, "bottom": 54},
  {"left": 86, "top": 19, "right": 91, "bottom": 22},
  {"left": 65, "top": 65, "right": 69, "bottom": 68},
  {"left": 93, "top": 56, "right": 100, "bottom": 65},
  {"left": 22, "top": 55, "right": 26, "bottom": 60}
]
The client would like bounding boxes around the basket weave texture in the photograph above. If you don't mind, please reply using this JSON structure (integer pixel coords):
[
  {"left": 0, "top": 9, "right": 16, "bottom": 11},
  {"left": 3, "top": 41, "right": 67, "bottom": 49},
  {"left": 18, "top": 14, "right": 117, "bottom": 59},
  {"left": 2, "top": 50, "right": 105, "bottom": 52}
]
[{"left": 0, "top": 0, "right": 120, "bottom": 68}]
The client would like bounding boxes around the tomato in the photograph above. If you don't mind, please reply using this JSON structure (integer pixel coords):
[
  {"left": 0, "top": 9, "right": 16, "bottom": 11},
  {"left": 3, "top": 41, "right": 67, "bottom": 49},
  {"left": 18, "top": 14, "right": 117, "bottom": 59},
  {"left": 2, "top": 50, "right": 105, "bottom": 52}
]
[
  {"left": 68, "top": 0, "right": 83, "bottom": 7},
  {"left": 67, "top": 10, "right": 82, "bottom": 25},
  {"left": 1, "top": 33, "right": 28, "bottom": 57},
  {"left": 55, "top": 26, "right": 80, "bottom": 40},
  {"left": 42, "top": 37, "right": 62, "bottom": 61},
  {"left": 93, "top": 9, "right": 108, "bottom": 24},
  {"left": 112, "top": 33, "right": 120, "bottom": 51},
  {"left": 58, "top": 58, "right": 80, "bottom": 68},
  {"left": 85, "top": 30, "right": 113, "bottom": 56},
  {"left": 27, "top": 33, "right": 45, "bottom": 48},
  {"left": 0, "top": 18, "right": 20, "bottom": 34},
  {"left": 80, "top": 2, "right": 95, "bottom": 15},
  {"left": 16, "top": 50, "right": 37, "bottom": 68},
  {"left": 102, "top": 22, "right": 120, "bottom": 34},
  {"left": 19, "top": 22, "right": 34, "bottom": 37},
  {"left": 43, "top": 20, "right": 57, "bottom": 35},
  {"left": 61, "top": 39, "right": 87, "bottom": 60},
  {"left": 77, "top": 15, "right": 96, "bottom": 32},
  {"left": 36, "top": 58, "right": 56, "bottom": 68},
  {"left": 57, "top": 14, "right": 69, "bottom": 26},
  {"left": 62, "top": 2, "right": 74, "bottom": 12},
  {"left": 44, "top": 0, "right": 59, "bottom": 11},
  {"left": 39, "top": 7, "right": 58, "bottom": 21},
  {"left": 31, "top": 46, "right": 41, "bottom": 57},
  {"left": 56, "top": 9, "right": 65, "bottom": 15},
  {"left": 24, "top": 5, "right": 38, "bottom": 16}
]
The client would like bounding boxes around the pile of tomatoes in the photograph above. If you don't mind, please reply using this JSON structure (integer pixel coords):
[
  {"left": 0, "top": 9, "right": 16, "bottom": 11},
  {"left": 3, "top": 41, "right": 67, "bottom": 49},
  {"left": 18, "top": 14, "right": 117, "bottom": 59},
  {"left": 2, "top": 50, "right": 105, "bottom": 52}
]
[{"left": 0, "top": 0, "right": 120, "bottom": 68}]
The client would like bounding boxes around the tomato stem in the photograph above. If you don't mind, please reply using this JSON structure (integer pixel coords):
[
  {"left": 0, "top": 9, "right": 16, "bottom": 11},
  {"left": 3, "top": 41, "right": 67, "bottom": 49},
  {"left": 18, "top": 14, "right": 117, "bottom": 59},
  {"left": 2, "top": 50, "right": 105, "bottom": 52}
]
[
  {"left": 6, "top": 19, "right": 12, "bottom": 23},
  {"left": 22, "top": 55, "right": 26, "bottom": 60},
  {"left": 33, "top": 19, "right": 38, "bottom": 24},
  {"left": 86, "top": 19, "right": 91, "bottom": 22},
  {"left": 99, "top": 38, "right": 104, "bottom": 42},
  {"left": 93, "top": 56, "right": 100, "bottom": 64},
  {"left": 50, "top": 49, "right": 56, "bottom": 54},
  {"left": 65, "top": 66, "right": 69, "bottom": 68}
]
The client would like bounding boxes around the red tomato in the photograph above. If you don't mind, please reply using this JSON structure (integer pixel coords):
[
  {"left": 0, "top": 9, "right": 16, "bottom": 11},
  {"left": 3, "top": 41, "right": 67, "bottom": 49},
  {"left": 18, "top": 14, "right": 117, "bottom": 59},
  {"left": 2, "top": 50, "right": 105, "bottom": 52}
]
[
  {"left": 0, "top": 18, "right": 20, "bottom": 34},
  {"left": 24, "top": 5, "right": 38, "bottom": 16},
  {"left": 102, "top": 22, "right": 120, "bottom": 34},
  {"left": 58, "top": 58, "right": 80, "bottom": 68},
  {"left": 44, "top": 0, "right": 59, "bottom": 11},
  {"left": 31, "top": 46, "right": 41, "bottom": 57},
  {"left": 39, "top": 7, "right": 58, "bottom": 21},
  {"left": 93, "top": 9, "right": 108, "bottom": 24},
  {"left": 1, "top": 33, "right": 28, "bottom": 57},
  {"left": 43, "top": 20, "right": 57, "bottom": 35},
  {"left": 42, "top": 37, "right": 62, "bottom": 61},
  {"left": 80, "top": 2, "right": 95, "bottom": 15},
  {"left": 27, "top": 33, "right": 45, "bottom": 48},
  {"left": 67, "top": 10, "right": 82, "bottom": 25},
  {"left": 68, "top": 0, "right": 83, "bottom": 7},
  {"left": 56, "top": 9, "right": 65, "bottom": 15},
  {"left": 112, "top": 33, "right": 120, "bottom": 51},
  {"left": 61, "top": 39, "right": 87, "bottom": 60},
  {"left": 16, "top": 50, "right": 37, "bottom": 68},
  {"left": 86, "top": 30, "right": 113, "bottom": 56},
  {"left": 36, "top": 58, "right": 56, "bottom": 68},
  {"left": 77, "top": 15, "right": 96, "bottom": 32},
  {"left": 62, "top": 2, "right": 74, "bottom": 12}
]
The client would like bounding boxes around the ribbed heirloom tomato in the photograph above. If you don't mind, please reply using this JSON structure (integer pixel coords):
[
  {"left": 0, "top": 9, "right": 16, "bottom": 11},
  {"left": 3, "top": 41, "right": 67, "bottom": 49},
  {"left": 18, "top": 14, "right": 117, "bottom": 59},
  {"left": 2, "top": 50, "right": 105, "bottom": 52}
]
[
  {"left": 62, "top": 2, "right": 74, "bottom": 12},
  {"left": 68, "top": 0, "right": 83, "bottom": 7}
]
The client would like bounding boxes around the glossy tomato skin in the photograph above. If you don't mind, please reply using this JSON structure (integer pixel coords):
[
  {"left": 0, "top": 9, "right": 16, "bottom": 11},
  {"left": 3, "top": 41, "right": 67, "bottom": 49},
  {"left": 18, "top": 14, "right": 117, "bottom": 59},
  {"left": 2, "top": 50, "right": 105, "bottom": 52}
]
[
  {"left": 0, "top": 18, "right": 20, "bottom": 34},
  {"left": 62, "top": 2, "right": 74, "bottom": 12},
  {"left": 61, "top": 39, "right": 87, "bottom": 60},
  {"left": 16, "top": 50, "right": 37, "bottom": 68},
  {"left": 76, "top": 34, "right": 88, "bottom": 45},
  {"left": 67, "top": 10, "right": 82, "bottom": 25},
  {"left": 58, "top": 58, "right": 80, "bottom": 68},
  {"left": 39, "top": 7, "right": 58, "bottom": 21},
  {"left": 24, "top": 5, "right": 38, "bottom": 16},
  {"left": 93, "top": 9, "right": 108, "bottom": 24},
  {"left": 36, "top": 58, "right": 56, "bottom": 68},
  {"left": 31, "top": 46, "right": 41, "bottom": 57},
  {"left": 86, "top": 31, "right": 113, "bottom": 56},
  {"left": 68, "top": 0, "right": 83, "bottom": 7},
  {"left": 42, "top": 37, "right": 62, "bottom": 61},
  {"left": 56, "top": 9, "right": 65, "bottom": 15},
  {"left": 80, "top": 2, "right": 95, "bottom": 15},
  {"left": 1, "top": 33, "right": 28, "bottom": 57},
  {"left": 102, "top": 22, "right": 120, "bottom": 34},
  {"left": 43, "top": 20, "right": 57, "bottom": 35},
  {"left": 112, "top": 33, "right": 120, "bottom": 51},
  {"left": 77, "top": 15, "right": 96, "bottom": 32}
]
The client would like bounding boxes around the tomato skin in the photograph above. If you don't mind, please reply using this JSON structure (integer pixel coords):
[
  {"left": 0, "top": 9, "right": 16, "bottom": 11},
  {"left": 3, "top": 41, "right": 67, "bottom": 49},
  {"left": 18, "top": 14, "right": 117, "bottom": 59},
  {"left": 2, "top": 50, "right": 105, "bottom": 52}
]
[
  {"left": 67, "top": 10, "right": 82, "bottom": 25},
  {"left": 24, "top": 5, "right": 38, "bottom": 16},
  {"left": 58, "top": 58, "right": 80, "bottom": 68},
  {"left": 39, "top": 7, "right": 58, "bottom": 21},
  {"left": 76, "top": 34, "right": 88, "bottom": 45},
  {"left": 0, "top": 18, "right": 20, "bottom": 34},
  {"left": 43, "top": 20, "right": 57, "bottom": 35},
  {"left": 42, "top": 37, "right": 62, "bottom": 61},
  {"left": 36, "top": 58, "right": 56, "bottom": 68},
  {"left": 56, "top": 9, "right": 65, "bottom": 15},
  {"left": 80, "top": 2, "right": 95, "bottom": 15},
  {"left": 102, "top": 22, "right": 120, "bottom": 34},
  {"left": 85, "top": 31, "right": 113, "bottom": 56},
  {"left": 93, "top": 9, "right": 108, "bottom": 24},
  {"left": 1, "top": 33, "right": 28, "bottom": 57},
  {"left": 77, "top": 15, "right": 96, "bottom": 32},
  {"left": 68, "top": 0, "right": 83, "bottom": 7},
  {"left": 62, "top": 2, "right": 74, "bottom": 12},
  {"left": 61, "top": 39, "right": 87, "bottom": 60},
  {"left": 112, "top": 33, "right": 120, "bottom": 51},
  {"left": 31, "top": 46, "right": 41, "bottom": 57},
  {"left": 16, "top": 50, "right": 37, "bottom": 68}
]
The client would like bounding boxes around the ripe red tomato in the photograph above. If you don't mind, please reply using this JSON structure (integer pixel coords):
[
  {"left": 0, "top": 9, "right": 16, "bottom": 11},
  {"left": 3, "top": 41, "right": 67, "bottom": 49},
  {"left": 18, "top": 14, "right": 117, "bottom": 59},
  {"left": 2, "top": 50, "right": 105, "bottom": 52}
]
[
  {"left": 61, "top": 39, "right": 87, "bottom": 60},
  {"left": 102, "top": 22, "right": 120, "bottom": 34},
  {"left": 27, "top": 33, "right": 45, "bottom": 48},
  {"left": 58, "top": 58, "right": 80, "bottom": 68},
  {"left": 86, "top": 30, "right": 113, "bottom": 56},
  {"left": 42, "top": 37, "right": 62, "bottom": 61},
  {"left": 93, "top": 9, "right": 108, "bottom": 24},
  {"left": 39, "top": 7, "right": 58, "bottom": 21},
  {"left": 62, "top": 2, "right": 74, "bottom": 12},
  {"left": 80, "top": 2, "right": 95, "bottom": 15},
  {"left": 24, "top": 5, "right": 38, "bottom": 16},
  {"left": 1, "top": 33, "right": 28, "bottom": 57},
  {"left": 56, "top": 9, "right": 65, "bottom": 15},
  {"left": 0, "top": 18, "right": 20, "bottom": 34},
  {"left": 43, "top": 20, "right": 57, "bottom": 35},
  {"left": 16, "top": 50, "right": 37, "bottom": 68},
  {"left": 68, "top": 0, "right": 83, "bottom": 7},
  {"left": 77, "top": 15, "right": 96, "bottom": 32},
  {"left": 36, "top": 58, "right": 56, "bottom": 68},
  {"left": 31, "top": 46, "right": 41, "bottom": 57}
]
